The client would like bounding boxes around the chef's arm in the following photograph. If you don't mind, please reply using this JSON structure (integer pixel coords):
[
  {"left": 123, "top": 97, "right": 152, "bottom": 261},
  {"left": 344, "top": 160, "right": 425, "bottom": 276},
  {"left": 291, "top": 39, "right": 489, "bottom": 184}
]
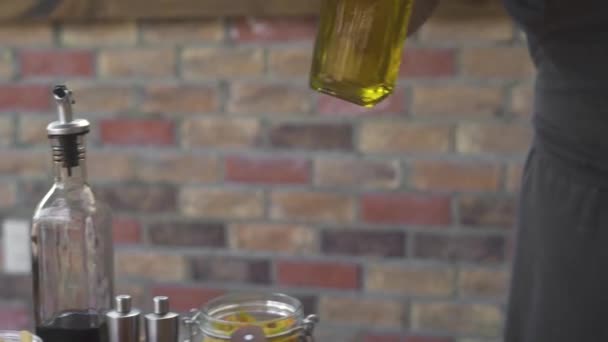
[{"left": 407, "top": 0, "right": 441, "bottom": 36}]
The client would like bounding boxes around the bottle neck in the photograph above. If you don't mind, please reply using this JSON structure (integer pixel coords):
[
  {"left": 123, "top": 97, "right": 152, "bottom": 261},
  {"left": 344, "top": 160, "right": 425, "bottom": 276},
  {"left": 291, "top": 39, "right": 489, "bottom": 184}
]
[
  {"left": 50, "top": 134, "right": 88, "bottom": 187},
  {"left": 53, "top": 162, "right": 87, "bottom": 186}
]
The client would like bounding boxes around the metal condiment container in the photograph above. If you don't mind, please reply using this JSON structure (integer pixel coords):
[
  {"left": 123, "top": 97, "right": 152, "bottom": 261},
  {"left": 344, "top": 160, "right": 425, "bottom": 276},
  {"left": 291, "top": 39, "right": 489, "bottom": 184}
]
[
  {"left": 145, "top": 296, "right": 180, "bottom": 342},
  {"left": 107, "top": 295, "right": 141, "bottom": 342},
  {"left": 181, "top": 293, "right": 318, "bottom": 342}
]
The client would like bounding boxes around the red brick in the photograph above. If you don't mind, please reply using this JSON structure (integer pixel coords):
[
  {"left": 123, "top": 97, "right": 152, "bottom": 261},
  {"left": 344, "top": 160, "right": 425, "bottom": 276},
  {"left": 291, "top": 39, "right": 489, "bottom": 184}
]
[
  {"left": 456, "top": 123, "right": 532, "bottom": 155},
  {"left": 412, "top": 85, "right": 503, "bottom": 117},
  {"left": 69, "top": 83, "right": 136, "bottom": 113},
  {"left": 414, "top": 233, "right": 506, "bottom": 263},
  {"left": 230, "top": 17, "right": 317, "bottom": 42},
  {"left": 269, "top": 122, "right": 353, "bottom": 150},
  {"left": 0, "top": 23, "right": 53, "bottom": 46},
  {"left": 20, "top": 50, "right": 94, "bottom": 77},
  {"left": 315, "top": 158, "right": 400, "bottom": 190},
  {"left": 506, "top": 163, "right": 524, "bottom": 193},
  {"left": 182, "top": 47, "right": 264, "bottom": 79},
  {"left": 136, "top": 154, "right": 219, "bottom": 183},
  {"left": 404, "top": 337, "right": 452, "bottom": 342},
  {"left": 506, "top": 234, "right": 516, "bottom": 263},
  {"left": 0, "top": 50, "right": 13, "bottom": 79},
  {"left": 359, "top": 122, "right": 451, "bottom": 154},
  {"left": 88, "top": 152, "right": 134, "bottom": 181},
  {"left": 225, "top": 155, "right": 310, "bottom": 184},
  {"left": 229, "top": 224, "right": 316, "bottom": 255},
  {"left": 268, "top": 47, "right": 313, "bottom": 77},
  {"left": 228, "top": 82, "right": 311, "bottom": 115},
  {"left": 0, "top": 117, "right": 13, "bottom": 146},
  {"left": 320, "top": 296, "right": 404, "bottom": 327},
  {"left": 0, "top": 275, "right": 31, "bottom": 300},
  {"left": 362, "top": 194, "right": 451, "bottom": 225},
  {"left": 140, "top": 19, "right": 224, "bottom": 44},
  {"left": 99, "top": 48, "right": 175, "bottom": 78},
  {"left": 151, "top": 285, "right": 224, "bottom": 312},
  {"left": 97, "top": 184, "right": 177, "bottom": 213},
  {"left": 100, "top": 119, "right": 174, "bottom": 146},
  {"left": 322, "top": 230, "right": 406, "bottom": 258},
  {"left": 0, "top": 151, "right": 47, "bottom": 177},
  {"left": 0, "top": 84, "right": 50, "bottom": 111},
  {"left": 0, "top": 306, "right": 29, "bottom": 330},
  {"left": 112, "top": 217, "right": 141, "bottom": 244},
  {"left": 410, "top": 161, "right": 502, "bottom": 192},
  {"left": 318, "top": 89, "right": 406, "bottom": 116},
  {"left": 182, "top": 117, "right": 261, "bottom": 148},
  {"left": 401, "top": 48, "right": 456, "bottom": 78},
  {"left": 420, "top": 5, "right": 513, "bottom": 43},
  {"left": 115, "top": 252, "right": 188, "bottom": 281},
  {"left": 276, "top": 260, "right": 360, "bottom": 289},
  {"left": 363, "top": 334, "right": 402, "bottom": 342},
  {"left": 462, "top": 47, "right": 535, "bottom": 79},
  {"left": 148, "top": 222, "right": 226, "bottom": 248},
  {"left": 191, "top": 256, "right": 271, "bottom": 284},
  {"left": 142, "top": 85, "right": 219, "bottom": 114},
  {"left": 410, "top": 301, "right": 502, "bottom": 336},
  {"left": 62, "top": 22, "right": 137, "bottom": 46},
  {"left": 511, "top": 84, "right": 533, "bottom": 117},
  {"left": 271, "top": 191, "right": 355, "bottom": 223},
  {"left": 458, "top": 195, "right": 516, "bottom": 229}
]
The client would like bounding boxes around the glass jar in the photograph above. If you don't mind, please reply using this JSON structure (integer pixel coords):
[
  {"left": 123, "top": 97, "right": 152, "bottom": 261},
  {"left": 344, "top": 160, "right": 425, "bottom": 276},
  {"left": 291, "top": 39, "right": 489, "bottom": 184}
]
[
  {"left": 0, "top": 331, "right": 42, "bottom": 342},
  {"left": 181, "top": 293, "right": 318, "bottom": 342}
]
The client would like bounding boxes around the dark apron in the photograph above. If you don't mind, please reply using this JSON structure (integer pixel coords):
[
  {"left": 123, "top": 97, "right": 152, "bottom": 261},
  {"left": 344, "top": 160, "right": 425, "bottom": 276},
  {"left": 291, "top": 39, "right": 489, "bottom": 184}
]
[{"left": 503, "top": 1, "right": 608, "bottom": 341}]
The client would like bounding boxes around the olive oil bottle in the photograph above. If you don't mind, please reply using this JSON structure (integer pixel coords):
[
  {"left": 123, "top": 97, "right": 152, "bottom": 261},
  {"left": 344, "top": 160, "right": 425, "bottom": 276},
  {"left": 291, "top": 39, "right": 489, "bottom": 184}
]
[{"left": 310, "top": 0, "right": 414, "bottom": 107}]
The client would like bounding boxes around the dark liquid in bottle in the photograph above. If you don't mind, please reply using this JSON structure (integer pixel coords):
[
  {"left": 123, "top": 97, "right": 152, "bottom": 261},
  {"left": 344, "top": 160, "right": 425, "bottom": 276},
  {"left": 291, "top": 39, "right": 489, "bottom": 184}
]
[{"left": 36, "top": 311, "right": 108, "bottom": 342}]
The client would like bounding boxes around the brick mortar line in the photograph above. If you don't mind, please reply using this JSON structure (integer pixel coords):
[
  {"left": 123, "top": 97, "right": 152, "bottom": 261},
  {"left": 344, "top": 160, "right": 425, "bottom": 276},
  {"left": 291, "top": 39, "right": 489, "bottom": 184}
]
[
  {"left": 218, "top": 79, "right": 230, "bottom": 113},
  {"left": 408, "top": 40, "right": 525, "bottom": 50},
  {"left": 10, "top": 207, "right": 514, "bottom": 236},
  {"left": 451, "top": 193, "right": 461, "bottom": 228},
  {"left": 171, "top": 181, "right": 517, "bottom": 197},
  {"left": 132, "top": 278, "right": 508, "bottom": 307},
  {"left": 499, "top": 164, "right": 509, "bottom": 193},
  {"left": 0, "top": 77, "right": 534, "bottom": 88},
  {"left": 50, "top": 22, "right": 61, "bottom": 47},
  {"left": 174, "top": 45, "right": 185, "bottom": 80},
  {"left": 0, "top": 145, "right": 529, "bottom": 165},
  {"left": 117, "top": 244, "right": 511, "bottom": 271},
  {"left": 133, "top": 20, "right": 144, "bottom": 46}
]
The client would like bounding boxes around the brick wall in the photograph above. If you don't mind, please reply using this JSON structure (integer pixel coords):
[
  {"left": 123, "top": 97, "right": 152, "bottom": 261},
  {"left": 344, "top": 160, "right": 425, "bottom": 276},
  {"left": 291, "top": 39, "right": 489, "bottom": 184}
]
[{"left": 0, "top": 2, "right": 534, "bottom": 341}]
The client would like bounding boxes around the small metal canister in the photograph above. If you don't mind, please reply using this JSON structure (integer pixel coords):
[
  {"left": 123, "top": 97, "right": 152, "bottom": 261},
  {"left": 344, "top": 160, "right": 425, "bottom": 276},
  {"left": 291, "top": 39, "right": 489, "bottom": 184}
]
[
  {"left": 145, "top": 296, "right": 180, "bottom": 342},
  {"left": 181, "top": 293, "right": 318, "bottom": 342},
  {"left": 107, "top": 295, "right": 141, "bottom": 342}
]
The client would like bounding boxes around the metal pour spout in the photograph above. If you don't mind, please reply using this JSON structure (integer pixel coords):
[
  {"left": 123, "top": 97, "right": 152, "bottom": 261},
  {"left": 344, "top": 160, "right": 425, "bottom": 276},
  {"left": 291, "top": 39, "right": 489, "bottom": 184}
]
[
  {"left": 52, "top": 85, "right": 75, "bottom": 123},
  {"left": 46, "top": 85, "right": 91, "bottom": 175},
  {"left": 47, "top": 85, "right": 90, "bottom": 137}
]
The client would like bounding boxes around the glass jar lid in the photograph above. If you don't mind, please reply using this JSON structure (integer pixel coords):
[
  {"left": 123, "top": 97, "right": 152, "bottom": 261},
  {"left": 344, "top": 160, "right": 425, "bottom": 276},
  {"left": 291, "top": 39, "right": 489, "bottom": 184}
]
[
  {"left": 182, "top": 293, "right": 318, "bottom": 341},
  {"left": 0, "top": 331, "right": 42, "bottom": 342}
]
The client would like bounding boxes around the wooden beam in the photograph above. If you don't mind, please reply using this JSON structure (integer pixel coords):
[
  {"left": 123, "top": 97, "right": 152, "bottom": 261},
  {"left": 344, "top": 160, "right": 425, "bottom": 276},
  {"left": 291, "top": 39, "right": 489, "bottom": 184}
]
[{"left": 0, "top": 0, "right": 322, "bottom": 22}]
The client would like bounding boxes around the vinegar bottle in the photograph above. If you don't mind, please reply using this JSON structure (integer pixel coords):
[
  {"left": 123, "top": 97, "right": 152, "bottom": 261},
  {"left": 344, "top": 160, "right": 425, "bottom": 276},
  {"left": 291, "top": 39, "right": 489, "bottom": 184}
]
[
  {"left": 31, "top": 85, "right": 113, "bottom": 342},
  {"left": 310, "top": 0, "right": 414, "bottom": 107}
]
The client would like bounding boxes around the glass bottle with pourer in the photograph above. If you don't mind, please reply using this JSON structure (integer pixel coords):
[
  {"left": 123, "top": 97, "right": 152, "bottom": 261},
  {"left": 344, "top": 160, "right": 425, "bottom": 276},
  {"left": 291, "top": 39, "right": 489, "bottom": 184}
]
[{"left": 31, "top": 85, "right": 113, "bottom": 342}]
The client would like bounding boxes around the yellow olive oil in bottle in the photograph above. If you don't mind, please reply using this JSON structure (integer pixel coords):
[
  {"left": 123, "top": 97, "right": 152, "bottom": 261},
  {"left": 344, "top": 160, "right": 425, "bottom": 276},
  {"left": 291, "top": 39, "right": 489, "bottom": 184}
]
[{"left": 310, "top": 0, "right": 414, "bottom": 107}]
